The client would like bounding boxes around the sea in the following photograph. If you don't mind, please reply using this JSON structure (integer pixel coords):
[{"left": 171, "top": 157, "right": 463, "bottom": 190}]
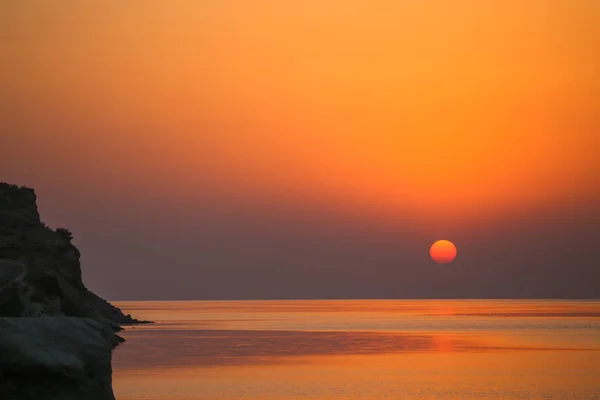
[{"left": 112, "top": 300, "right": 600, "bottom": 400}]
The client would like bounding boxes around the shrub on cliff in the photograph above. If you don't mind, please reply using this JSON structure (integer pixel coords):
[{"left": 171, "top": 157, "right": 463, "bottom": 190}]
[{"left": 55, "top": 228, "right": 74, "bottom": 241}]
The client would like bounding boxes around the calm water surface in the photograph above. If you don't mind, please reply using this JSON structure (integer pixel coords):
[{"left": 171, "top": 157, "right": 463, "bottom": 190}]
[{"left": 112, "top": 300, "right": 600, "bottom": 399}]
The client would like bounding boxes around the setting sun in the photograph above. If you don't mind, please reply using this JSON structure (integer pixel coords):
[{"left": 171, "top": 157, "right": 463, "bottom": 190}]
[{"left": 430, "top": 240, "right": 458, "bottom": 264}]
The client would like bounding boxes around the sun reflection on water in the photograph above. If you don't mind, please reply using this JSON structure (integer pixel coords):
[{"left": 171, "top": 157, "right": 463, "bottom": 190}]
[{"left": 113, "top": 300, "right": 600, "bottom": 400}]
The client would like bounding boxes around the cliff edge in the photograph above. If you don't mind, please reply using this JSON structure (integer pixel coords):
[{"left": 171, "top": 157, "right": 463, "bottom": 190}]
[
  {"left": 0, "top": 182, "right": 147, "bottom": 399},
  {"left": 0, "top": 182, "right": 143, "bottom": 325}
]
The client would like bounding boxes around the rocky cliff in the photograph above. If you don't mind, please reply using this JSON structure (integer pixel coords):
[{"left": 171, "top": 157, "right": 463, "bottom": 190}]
[
  {"left": 0, "top": 317, "right": 118, "bottom": 400},
  {"left": 0, "top": 182, "right": 142, "bottom": 325},
  {"left": 0, "top": 182, "right": 147, "bottom": 399}
]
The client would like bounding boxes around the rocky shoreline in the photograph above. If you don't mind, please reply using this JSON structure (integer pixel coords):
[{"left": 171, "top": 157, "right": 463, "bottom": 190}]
[{"left": 0, "top": 182, "right": 148, "bottom": 400}]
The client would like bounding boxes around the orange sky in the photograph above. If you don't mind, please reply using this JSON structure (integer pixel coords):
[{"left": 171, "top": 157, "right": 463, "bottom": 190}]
[{"left": 3, "top": 0, "right": 599, "bottom": 226}]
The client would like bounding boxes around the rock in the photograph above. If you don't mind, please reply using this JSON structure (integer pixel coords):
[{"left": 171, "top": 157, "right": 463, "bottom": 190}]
[
  {"left": 86, "top": 290, "right": 151, "bottom": 325},
  {"left": 0, "top": 182, "right": 148, "bottom": 326},
  {"left": 0, "top": 259, "right": 27, "bottom": 289},
  {"left": 0, "top": 317, "right": 117, "bottom": 400},
  {"left": 0, "top": 182, "right": 149, "bottom": 398},
  {"left": 0, "top": 260, "right": 28, "bottom": 317},
  {"left": 0, "top": 285, "right": 26, "bottom": 317},
  {"left": 0, "top": 185, "right": 40, "bottom": 229}
]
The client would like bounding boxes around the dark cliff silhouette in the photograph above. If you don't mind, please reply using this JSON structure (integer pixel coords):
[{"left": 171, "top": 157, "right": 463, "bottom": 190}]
[{"left": 0, "top": 182, "right": 149, "bottom": 400}]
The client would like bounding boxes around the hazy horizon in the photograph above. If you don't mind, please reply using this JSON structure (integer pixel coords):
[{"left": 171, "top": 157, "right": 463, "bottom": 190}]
[{"left": 2, "top": 1, "right": 599, "bottom": 300}]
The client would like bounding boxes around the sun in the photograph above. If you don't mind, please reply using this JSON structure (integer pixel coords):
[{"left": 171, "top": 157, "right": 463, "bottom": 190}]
[{"left": 430, "top": 240, "right": 457, "bottom": 264}]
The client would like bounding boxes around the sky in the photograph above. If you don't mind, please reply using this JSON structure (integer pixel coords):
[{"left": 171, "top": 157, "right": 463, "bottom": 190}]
[{"left": 2, "top": 1, "right": 599, "bottom": 299}]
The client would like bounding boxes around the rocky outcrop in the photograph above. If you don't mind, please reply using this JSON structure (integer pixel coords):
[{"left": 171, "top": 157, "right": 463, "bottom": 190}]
[
  {"left": 0, "top": 182, "right": 146, "bottom": 325},
  {"left": 0, "top": 317, "right": 118, "bottom": 400},
  {"left": 0, "top": 182, "right": 149, "bottom": 399}
]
